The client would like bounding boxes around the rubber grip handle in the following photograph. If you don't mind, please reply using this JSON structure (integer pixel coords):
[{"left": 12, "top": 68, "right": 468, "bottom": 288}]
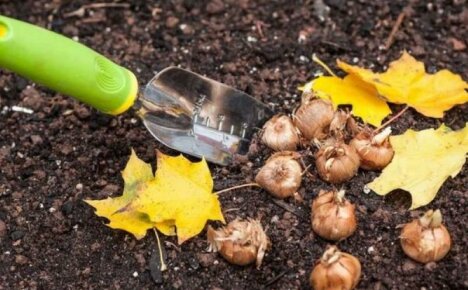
[{"left": 0, "top": 15, "right": 138, "bottom": 115}]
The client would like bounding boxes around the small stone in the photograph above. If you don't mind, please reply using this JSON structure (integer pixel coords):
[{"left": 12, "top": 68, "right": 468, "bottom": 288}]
[
  {"left": 402, "top": 259, "right": 417, "bottom": 272},
  {"left": 33, "top": 170, "right": 46, "bottom": 179},
  {"left": 20, "top": 86, "right": 43, "bottom": 111},
  {"left": 425, "top": 262, "right": 437, "bottom": 271},
  {"left": 60, "top": 144, "right": 73, "bottom": 156},
  {"left": 197, "top": 253, "right": 215, "bottom": 267},
  {"left": 10, "top": 230, "right": 24, "bottom": 241},
  {"left": 179, "top": 24, "right": 194, "bottom": 35},
  {"left": 30, "top": 135, "right": 43, "bottom": 145},
  {"left": 75, "top": 106, "right": 91, "bottom": 119},
  {"left": 165, "top": 16, "right": 179, "bottom": 28},
  {"left": 12, "top": 191, "right": 23, "bottom": 200},
  {"left": 15, "top": 255, "right": 28, "bottom": 265},
  {"left": 206, "top": 0, "right": 225, "bottom": 14},
  {"left": 448, "top": 37, "right": 466, "bottom": 51},
  {"left": 82, "top": 267, "right": 91, "bottom": 276}
]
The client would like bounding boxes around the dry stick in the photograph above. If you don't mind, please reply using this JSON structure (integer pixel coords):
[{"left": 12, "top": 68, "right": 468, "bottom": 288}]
[
  {"left": 214, "top": 183, "right": 260, "bottom": 195},
  {"left": 271, "top": 199, "right": 307, "bottom": 221},
  {"left": 384, "top": 8, "right": 409, "bottom": 50},
  {"left": 64, "top": 3, "right": 130, "bottom": 17},
  {"left": 153, "top": 229, "right": 167, "bottom": 271},
  {"left": 374, "top": 105, "right": 410, "bottom": 133}
]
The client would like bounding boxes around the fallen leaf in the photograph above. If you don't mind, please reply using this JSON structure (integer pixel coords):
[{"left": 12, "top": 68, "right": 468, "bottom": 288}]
[
  {"left": 85, "top": 150, "right": 224, "bottom": 243},
  {"left": 312, "top": 74, "right": 391, "bottom": 126},
  {"left": 338, "top": 52, "right": 468, "bottom": 118},
  {"left": 367, "top": 124, "right": 468, "bottom": 209},
  {"left": 85, "top": 150, "right": 156, "bottom": 239}
]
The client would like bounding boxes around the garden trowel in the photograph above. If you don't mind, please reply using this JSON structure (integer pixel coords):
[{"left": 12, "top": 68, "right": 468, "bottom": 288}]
[{"left": 0, "top": 15, "right": 272, "bottom": 165}]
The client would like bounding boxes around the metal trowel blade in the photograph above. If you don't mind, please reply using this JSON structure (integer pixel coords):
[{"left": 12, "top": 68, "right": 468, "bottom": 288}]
[{"left": 137, "top": 67, "right": 273, "bottom": 165}]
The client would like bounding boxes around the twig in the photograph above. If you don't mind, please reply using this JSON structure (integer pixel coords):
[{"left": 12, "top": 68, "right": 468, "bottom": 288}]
[
  {"left": 224, "top": 207, "right": 241, "bottom": 213},
  {"left": 64, "top": 3, "right": 130, "bottom": 18},
  {"left": 215, "top": 183, "right": 260, "bottom": 195},
  {"left": 384, "top": 6, "right": 411, "bottom": 50},
  {"left": 271, "top": 199, "right": 307, "bottom": 220},
  {"left": 374, "top": 105, "right": 409, "bottom": 133},
  {"left": 255, "top": 21, "right": 266, "bottom": 39},
  {"left": 264, "top": 270, "right": 289, "bottom": 287}
]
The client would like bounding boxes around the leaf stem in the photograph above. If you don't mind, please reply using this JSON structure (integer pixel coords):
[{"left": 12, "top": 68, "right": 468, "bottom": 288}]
[
  {"left": 214, "top": 183, "right": 260, "bottom": 195},
  {"left": 153, "top": 229, "right": 167, "bottom": 271},
  {"left": 312, "top": 54, "right": 337, "bottom": 77},
  {"left": 374, "top": 105, "right": 409, "bottom": 133}
]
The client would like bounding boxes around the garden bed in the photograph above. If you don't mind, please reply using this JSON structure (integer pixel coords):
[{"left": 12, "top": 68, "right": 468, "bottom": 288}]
[{"left": 0, "top": 0, "right": 466, "bottom": 289}]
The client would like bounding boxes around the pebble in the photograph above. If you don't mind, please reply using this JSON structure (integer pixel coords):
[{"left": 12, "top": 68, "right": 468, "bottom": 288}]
[
  {"left": 179, "top": 24, "right": 194, "bottom": 35},
  {"left": 402, "top": 259, "right": 417, "bottom": 272},
  {"left": 20, "top": 86, "right": 43, "bottom": 111},
  {"left": 30, "top": 135, "right": 43, "bottom": 145},
  {"left": 206, "top": 0, "right": 225, "bottom": 14},
  {"left": 74, "top": 106, "right": 90, "bottom": 119},
  {"left": 197, "top": 253, "right": 215, "bottom": 267},
  {"left": 15, "top": 255, "right": 28, "bottom": 265},
  {"left": 165, "top": 16, "right": 179, "bottom": 28},
  {"left": 424, "top": 262, "right": 437, "bottom": 271},
  {"left": 10, "top": 230, "right": 25, "bottom": 241}
]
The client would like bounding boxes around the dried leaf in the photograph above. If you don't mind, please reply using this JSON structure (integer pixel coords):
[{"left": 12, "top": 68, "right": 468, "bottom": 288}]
[
  {"left": 302, "top": 52, "right": 468, "bottom": 126},
  {"left": 85, "top": 150, "right": 224, "bottom": 243},
  {"left": 312, "top": 74, "right": 391, "bottom": 126},
  {"left": 338, "top": 52, "right": 468, "bottom": 118},
  {"left": 367, "top": 124, "right": 468, "bottom": 209}
]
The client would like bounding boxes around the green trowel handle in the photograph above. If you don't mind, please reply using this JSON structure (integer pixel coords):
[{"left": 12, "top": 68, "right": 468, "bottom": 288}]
[{"left": 0, "top": 15, "right": 138, "bottom": 115}]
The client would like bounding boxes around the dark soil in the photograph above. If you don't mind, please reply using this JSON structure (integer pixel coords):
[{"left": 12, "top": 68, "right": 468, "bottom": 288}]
[{"left": 1, "top": 0, "right": 467, "bottom": 289}]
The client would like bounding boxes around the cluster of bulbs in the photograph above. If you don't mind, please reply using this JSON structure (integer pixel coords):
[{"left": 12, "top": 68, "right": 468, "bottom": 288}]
[{"left": 206, "top": 94, "right": 451, "bottom": 290}]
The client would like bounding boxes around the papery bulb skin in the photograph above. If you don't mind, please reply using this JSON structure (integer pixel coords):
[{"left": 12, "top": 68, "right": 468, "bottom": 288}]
[
  {"left": 315, "top": 141, "right": 360, "bottom": 184},
  {"left": 311, "top": 190, "right": 357, "bottom": 241},
  {"left": 400, "top": 209, "right": 451, "bottom": 263},
  {"left": 293, "top": 94, "right": 334, "bottom": 140},
  {"left": 310, "top": 246, "right": 361, "bottom": 290},
  {"left": 255, "top": 152, "right": 302, "bottom": 199},
  {"left": 350, "top": 127, "right": 394, "bottom": 170},
  {"left": 261, "top": 114, "right": 300, "bottom": 151},
  {"left": 207, "top": 219, "right": 270, "bottom": 268}
]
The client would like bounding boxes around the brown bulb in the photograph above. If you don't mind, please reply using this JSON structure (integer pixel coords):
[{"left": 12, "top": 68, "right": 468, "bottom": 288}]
[
  {"left": 350, "top": 127, "right": 394, "bottom": 170},
  {"left": 329, "top": 110, "right": 351, "bottom": 138},
  {"left": 311, "top": 190, "right": 357, "bottom": 241},
  {"left": 255, "top": 151, "right": 302, "bottom": 199},
  {"left": 293, "top": 94, "right": 334, "bottom": 140},
  {"left": 310, "top": 246, "right": 361, "bottom": 290},
  {"left": 400, "top": 209, "right": 451, "bottom": 263},
  {"left": 315, "top": 141, "right": 360, "bottom": 184},
  {"left": 261, "top": 114, "right": 300, "bottom": 151},
  {"left": 207, "top": 218, "right": 270, "bottom": 268}
]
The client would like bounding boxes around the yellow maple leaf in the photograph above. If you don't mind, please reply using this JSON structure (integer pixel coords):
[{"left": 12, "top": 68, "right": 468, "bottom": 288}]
[
  {"left": 312, "top": 74, "right": 391, "bottom": 126},
  {"left": 85, "top": 150, "right": 224, "bottom": 243},
  {"left": 367, "top": 124, "right": 468, "bottom": 209},
  {"left": 338, "top": 52, "right": 468, "bottom": 118}
]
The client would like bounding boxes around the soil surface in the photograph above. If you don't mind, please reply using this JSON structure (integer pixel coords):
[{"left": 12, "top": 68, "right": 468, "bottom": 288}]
[{"left": 0, "top": 0, "right": 467, "bottom": 289}]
